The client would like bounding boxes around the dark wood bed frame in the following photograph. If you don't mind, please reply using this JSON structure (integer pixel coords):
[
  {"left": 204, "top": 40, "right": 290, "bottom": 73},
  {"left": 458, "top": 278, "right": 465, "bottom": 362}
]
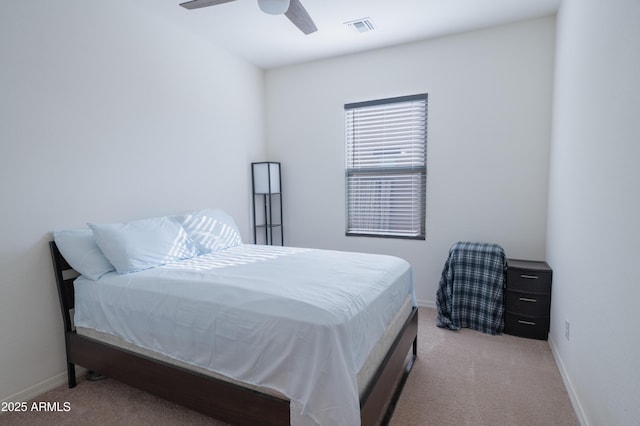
[{"left": 50, "top": 241, "right": 418, "bottom": 425}]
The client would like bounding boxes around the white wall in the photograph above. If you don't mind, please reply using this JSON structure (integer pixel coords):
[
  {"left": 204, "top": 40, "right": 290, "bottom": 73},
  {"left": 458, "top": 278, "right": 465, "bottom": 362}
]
[
  {"left": 0, "top": 2, "right": 265, "bottom": 402},
  {"left": 547, "top": 1, "right": 640, "bottom": 424},
  {"left": 265, "top": 17, "right": 556, "bottom": 305}
]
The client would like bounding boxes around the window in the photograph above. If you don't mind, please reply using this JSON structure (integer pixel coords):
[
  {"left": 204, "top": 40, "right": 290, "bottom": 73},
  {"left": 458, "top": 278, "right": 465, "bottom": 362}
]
[{"left": 345, "top": 94, "right": 427, "bottom": 239}]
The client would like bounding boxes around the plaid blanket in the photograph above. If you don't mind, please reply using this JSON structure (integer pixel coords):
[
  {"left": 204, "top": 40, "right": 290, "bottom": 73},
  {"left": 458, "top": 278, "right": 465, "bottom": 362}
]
[{"left": 436, "top": 241, "right": 506, "bottom": 335}]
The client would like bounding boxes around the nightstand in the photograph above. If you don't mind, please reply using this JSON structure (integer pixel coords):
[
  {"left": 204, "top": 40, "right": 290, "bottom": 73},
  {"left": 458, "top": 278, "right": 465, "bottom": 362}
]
[{"left": 504, "top": 259, "right": 552, "bottom": 340}]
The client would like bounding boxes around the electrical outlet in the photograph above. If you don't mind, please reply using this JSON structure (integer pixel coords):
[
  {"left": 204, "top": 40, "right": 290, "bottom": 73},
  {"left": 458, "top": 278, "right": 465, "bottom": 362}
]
[{"left": 565, "top": 320, "right": 570, "bottom": 341}]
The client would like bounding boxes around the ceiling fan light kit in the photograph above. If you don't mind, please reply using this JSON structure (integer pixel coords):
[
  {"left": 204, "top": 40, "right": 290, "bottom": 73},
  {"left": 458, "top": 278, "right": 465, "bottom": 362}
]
[
  {"left": 180, "top": 0, "right": 317, "bottom": 35},
  {"left": 258, "top": 0, "right": 290, "bottom": 15}
]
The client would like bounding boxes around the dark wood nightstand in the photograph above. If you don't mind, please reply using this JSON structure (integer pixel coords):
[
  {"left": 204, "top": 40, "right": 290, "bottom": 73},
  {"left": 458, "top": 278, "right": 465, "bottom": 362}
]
[{"left": 504, "top": 259, "right": 552, "bottom": 340}]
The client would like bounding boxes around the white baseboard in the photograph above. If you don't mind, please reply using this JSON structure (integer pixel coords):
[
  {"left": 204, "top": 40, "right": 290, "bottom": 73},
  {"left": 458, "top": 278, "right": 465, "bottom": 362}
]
[
  {"left": 1, "top": 366, "right": 86, "bottom": 405},
  {"left": 416, "top": 298, "right": 436, "bottom": 309},
  {"left": 548, "top": 335, "right": 588, "bottom": 426}
]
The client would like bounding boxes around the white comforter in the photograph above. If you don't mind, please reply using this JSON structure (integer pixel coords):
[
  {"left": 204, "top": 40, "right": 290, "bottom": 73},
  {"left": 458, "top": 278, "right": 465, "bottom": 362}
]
[{"left": 74, "top": 244, "right": 414, "bottom": 426}]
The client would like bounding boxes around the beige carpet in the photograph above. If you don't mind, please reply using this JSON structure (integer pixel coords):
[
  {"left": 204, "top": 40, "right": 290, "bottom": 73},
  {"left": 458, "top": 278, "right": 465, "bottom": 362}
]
[
  {"left": 0, "top": 307, "right": 578, "bottom": 425},
  {"left": 390, "top": 308, "right": 578, "bottom": 426}
]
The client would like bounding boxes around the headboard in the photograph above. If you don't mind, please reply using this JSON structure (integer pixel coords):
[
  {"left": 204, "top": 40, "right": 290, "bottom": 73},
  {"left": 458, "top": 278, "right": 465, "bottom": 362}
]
[{"left": 49, "top": 241, "right": 78, "bottom": 334}]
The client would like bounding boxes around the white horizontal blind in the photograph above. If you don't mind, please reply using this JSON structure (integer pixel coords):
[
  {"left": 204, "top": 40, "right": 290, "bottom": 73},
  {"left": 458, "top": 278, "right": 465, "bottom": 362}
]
[{"left": 345, "top": 94, "right": 427, "bottom": 239}]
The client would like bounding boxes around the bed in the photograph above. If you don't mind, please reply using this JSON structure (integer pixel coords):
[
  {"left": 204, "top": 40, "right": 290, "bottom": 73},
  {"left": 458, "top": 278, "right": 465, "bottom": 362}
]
[{"left": 49, "top": 209, "right": 418, "bottom": 425}]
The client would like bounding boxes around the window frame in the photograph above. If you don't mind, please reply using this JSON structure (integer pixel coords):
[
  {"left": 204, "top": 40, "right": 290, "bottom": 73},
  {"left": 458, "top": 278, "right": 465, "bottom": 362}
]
[{"left": 344, "top": 93, "right": 428, "bottom": 240}]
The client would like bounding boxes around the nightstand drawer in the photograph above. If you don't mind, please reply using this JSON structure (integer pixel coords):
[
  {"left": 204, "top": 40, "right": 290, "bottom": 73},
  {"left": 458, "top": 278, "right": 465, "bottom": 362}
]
[
  {"left": 504, "top": 312, "right": 550, "bottom": 340},
  {"left": 506, "top": 267, "right": 552, "bottom": 293},
  {"left": 505, "top": 290, "right": 551, "bottom": 317}
]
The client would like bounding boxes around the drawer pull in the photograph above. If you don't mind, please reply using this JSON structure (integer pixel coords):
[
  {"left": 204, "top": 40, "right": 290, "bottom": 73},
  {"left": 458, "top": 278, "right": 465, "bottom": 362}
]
[
  {"left": 517, "top": 320, "right": 536, "bottom": 326},
  {"left": 520, "top": 274, "right": 539, "bottom": 279},
  {"left": 519, "top": 297, "right": 537, "bottom": 303}
]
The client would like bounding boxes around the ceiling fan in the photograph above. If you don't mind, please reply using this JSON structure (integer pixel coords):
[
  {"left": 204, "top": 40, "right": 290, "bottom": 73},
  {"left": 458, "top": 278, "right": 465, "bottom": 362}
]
[{"left": 179, "top": 0, "right": 318, "bottom": 35}]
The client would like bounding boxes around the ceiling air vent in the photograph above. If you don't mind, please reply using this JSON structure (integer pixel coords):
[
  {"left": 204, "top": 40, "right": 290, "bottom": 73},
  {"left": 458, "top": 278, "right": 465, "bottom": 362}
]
[{"left": 344, "top": 18, "right": 375, "bottom": 33}]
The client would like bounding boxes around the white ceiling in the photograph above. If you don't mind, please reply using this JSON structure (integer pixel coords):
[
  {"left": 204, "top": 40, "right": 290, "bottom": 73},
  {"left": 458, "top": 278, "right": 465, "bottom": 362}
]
[{"left": 131, "top": 0, "right": 560, "bottom": 69}]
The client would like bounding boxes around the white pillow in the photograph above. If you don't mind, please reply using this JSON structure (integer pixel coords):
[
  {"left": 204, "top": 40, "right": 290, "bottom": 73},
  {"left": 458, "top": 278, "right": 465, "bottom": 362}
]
[
  {"left": 53, "top": 229, "right": 115, "bottom": 280},
  {"left": 89, "top": 216, "right": 198, "bottom": 273},
  {"left": 177, "top": 208, "right": 242, "bottom": 253}
]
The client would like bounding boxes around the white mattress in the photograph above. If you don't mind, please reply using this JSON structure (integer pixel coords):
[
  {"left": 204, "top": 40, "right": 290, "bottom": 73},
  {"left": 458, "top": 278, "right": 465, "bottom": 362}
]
[
  {"left": 76, "top": 294, "right": 413, "bottom": 399},
  {"left": 73, "top": 244, "right": 415, "bottom": 426}
]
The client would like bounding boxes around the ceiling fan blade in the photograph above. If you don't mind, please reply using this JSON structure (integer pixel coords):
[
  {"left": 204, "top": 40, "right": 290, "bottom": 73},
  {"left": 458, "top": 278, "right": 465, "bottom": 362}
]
[
  {"left": 180, "top": 0, "right": 236, "bottom": 10},
  {"left": 284, "top": 0, "right": 317, "bottom": 34}
]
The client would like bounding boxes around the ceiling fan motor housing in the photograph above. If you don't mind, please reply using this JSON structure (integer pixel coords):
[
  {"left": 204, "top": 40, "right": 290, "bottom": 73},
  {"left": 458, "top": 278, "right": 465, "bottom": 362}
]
[{"left": 258, "top": 0, "right": 290, "bottom": 15}]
